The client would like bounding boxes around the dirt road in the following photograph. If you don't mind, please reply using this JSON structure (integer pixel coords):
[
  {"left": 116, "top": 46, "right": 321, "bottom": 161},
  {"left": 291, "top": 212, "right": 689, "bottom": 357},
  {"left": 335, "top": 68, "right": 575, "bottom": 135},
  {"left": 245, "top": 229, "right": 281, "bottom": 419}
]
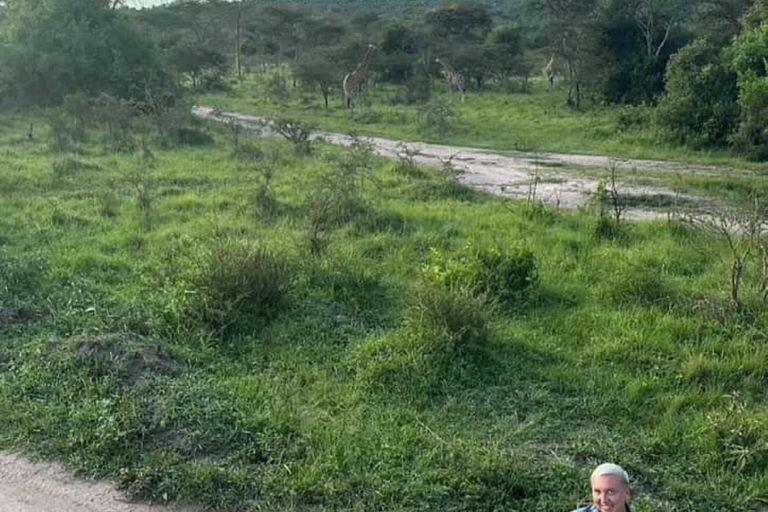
[
  {"left": 0, "top": 453, "right": 201, "bottom": 512},
  {"left": 193, "top": 106, "right": 734, "bottom": 220}
]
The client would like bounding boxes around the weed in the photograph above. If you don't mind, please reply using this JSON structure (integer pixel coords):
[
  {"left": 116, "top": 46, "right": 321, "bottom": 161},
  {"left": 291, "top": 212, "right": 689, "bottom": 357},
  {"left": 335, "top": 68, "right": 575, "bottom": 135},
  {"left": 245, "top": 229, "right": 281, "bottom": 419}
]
[
  {"left": 97, "top": 191, "right": 120, "bottom": 218},
  {"left": 51, "top": 157, "right": 82, "bottom": 182},
  {"left": 129, "top": 145, "right": 156, "bottom": 231}
]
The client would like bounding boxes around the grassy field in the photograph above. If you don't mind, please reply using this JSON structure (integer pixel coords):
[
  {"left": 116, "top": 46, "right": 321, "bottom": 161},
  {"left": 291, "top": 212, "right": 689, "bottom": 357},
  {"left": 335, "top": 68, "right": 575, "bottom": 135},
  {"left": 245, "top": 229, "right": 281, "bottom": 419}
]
[
  {"left": 1, "top": 108, "right": 768, "bottom": 512},
  {"left": 198, "top": 72, "right": 757, "bottom": 167}
]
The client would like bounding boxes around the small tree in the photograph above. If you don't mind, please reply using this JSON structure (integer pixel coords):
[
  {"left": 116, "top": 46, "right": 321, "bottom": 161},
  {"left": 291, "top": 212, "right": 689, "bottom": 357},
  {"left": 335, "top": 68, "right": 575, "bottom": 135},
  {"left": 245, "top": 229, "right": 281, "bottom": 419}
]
[
  {"left": 685, "top": 199, "right": 767, "bottom": 309},
  {"left": 294, "top": 51, "right": 343, "bottom": 108}
]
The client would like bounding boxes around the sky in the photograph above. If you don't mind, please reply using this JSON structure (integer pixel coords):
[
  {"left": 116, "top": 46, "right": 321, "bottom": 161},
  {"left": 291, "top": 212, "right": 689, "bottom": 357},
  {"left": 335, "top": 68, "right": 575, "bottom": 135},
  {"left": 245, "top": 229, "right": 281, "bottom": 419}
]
[{"left": 126, "top": 0, "right": 176, "bottom": 8}]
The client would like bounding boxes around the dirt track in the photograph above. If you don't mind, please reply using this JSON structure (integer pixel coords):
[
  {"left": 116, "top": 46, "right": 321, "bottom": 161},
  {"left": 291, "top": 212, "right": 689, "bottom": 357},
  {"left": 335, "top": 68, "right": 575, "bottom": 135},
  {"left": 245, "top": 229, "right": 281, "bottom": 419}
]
[
  {"left": 0, "top": 453, "right": 201, "bottom": 512},
  {"left": 193, "top": 105, "right": 735, "bottom": 220}
]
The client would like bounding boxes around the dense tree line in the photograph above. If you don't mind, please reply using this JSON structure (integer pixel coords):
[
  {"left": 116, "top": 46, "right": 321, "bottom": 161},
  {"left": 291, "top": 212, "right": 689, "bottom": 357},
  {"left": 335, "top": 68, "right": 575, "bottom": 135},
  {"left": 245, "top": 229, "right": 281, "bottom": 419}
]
[{"left": 3, "top": 0, "right": 768, "bottom": 158}]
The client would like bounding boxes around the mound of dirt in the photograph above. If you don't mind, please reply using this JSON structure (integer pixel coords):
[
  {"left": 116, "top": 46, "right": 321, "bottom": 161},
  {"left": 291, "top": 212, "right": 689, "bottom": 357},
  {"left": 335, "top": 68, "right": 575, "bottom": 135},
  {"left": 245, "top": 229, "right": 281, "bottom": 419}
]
[{"left": 72, "top": 332, "right": 177, "bottom": 386}]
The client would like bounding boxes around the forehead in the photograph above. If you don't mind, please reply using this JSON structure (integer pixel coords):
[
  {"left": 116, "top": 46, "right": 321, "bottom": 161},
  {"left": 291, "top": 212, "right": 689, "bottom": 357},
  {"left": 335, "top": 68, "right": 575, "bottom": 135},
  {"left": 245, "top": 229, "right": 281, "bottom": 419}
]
[{"left": 590, "top": 474, "right": 626, "bottom": 490}]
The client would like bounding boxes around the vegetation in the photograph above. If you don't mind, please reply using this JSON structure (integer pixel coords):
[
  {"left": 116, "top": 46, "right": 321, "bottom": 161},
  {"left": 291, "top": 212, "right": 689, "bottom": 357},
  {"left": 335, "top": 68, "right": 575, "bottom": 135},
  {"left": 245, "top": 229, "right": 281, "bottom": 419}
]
[
  {"left": 0, "top": 102, "right": 768, "bottom": 511},
  {"left": 2, "top": 1, "right": 768, "bottom": 512}
]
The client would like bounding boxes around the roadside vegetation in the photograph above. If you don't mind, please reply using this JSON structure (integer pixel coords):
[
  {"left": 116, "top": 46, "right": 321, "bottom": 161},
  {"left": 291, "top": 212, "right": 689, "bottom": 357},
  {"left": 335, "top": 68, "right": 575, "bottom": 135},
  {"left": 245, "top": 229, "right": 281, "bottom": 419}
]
[{"left": 1, "top": 1, "right": 768, "bottom": 512}]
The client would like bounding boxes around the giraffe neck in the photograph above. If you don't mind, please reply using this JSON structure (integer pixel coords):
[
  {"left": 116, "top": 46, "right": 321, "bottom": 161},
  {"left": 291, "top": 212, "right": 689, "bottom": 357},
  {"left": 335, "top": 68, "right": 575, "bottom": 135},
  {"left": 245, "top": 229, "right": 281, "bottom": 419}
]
[{"left": 356, "top": 47, "right": 374, "bottom": 76}]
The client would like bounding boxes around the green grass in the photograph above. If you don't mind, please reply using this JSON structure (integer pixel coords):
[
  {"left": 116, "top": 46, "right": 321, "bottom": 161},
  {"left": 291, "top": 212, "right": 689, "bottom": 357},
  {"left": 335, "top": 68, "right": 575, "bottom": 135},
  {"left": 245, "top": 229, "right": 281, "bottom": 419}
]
[
  {"left": 1, "top": 109, "right": 768, "bottom": 512},
  {"left": 198, "top": 72, "right": 761, "bottom": 167}
]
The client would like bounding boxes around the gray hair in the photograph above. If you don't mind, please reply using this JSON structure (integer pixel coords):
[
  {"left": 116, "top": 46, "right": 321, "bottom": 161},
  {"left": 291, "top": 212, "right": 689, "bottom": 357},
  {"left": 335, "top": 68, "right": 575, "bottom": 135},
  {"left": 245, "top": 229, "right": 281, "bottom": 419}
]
[{"left": 590, "top": 463, "right": 629, "bottom": 485}]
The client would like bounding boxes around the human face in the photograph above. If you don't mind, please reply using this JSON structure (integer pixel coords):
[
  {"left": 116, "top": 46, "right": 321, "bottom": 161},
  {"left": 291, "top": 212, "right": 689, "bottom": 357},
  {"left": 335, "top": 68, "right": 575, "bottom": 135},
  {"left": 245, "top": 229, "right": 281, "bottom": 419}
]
[{"left": 591, "top": 474, "right": 629, "bottom": 512}]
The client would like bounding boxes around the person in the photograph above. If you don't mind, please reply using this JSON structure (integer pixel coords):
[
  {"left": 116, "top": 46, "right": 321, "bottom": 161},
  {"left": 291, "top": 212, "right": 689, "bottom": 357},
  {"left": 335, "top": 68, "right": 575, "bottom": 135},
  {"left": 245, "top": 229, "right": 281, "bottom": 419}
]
[{"left": 570, "top": 463, "right": 637, "bottom": 512}]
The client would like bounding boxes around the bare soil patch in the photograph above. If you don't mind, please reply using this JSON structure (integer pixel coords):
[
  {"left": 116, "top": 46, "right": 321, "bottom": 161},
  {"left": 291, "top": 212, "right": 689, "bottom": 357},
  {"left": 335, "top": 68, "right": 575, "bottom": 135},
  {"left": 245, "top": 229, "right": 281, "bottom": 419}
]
[{"left": 0, "top": 453, "right": 202, "bottom": 512}]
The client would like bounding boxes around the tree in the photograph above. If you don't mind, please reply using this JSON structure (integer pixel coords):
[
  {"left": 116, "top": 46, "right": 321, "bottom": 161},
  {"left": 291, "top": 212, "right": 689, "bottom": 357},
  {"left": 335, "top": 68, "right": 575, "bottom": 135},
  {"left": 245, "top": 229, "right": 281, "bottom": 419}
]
[
  {"left": 594, "top": 0, "right": 691, "bottom": 104},
  {"left": 379, "top": 23, "right": 422, "bottom": 83},
  {"left": 655, "top": 38, "right": 738, "bottom": 147},
  {"left": 425, "top": 2, "right": 493, "bottom": 43},
  {"left": 168, "top": 40, "right": 227, "bottom": 90},
  {"left": 485, "top": 24, "right": 525, "bottom": 82},
  {"left": 534, "top": 0, "right": 599, "bottom": 107},
  {"left": 730, "top": 15, "right": 768, "bottom": 159},
  {"left": 294, "top": 50, "right": 344, "bottom": 108},
  {"left": 0, "top": 0, "right": 173, "bottom": 106},
  {"left": 693, "top": 0, "right": 753, "bottom": 44}
]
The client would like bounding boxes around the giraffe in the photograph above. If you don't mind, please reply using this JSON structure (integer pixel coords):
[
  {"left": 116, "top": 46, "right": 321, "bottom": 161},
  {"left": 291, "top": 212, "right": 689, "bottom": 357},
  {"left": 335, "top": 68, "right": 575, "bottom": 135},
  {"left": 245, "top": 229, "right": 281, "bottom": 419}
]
[
  {"left": 544, "top": 54, "right": 565, "bottom": 91},
  {"left": 435, "top": 57, "right": 466, "bottom": 102},
  {"left": 343, "top": 44, "right": 377, "bottom": 112}
]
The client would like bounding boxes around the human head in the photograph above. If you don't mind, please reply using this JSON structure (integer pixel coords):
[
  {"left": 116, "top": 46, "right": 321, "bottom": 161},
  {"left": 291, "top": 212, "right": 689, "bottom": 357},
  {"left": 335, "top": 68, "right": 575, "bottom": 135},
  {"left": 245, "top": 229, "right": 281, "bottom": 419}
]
[{"left": 590, "top": 463, "right": 630, "bottom": 512}]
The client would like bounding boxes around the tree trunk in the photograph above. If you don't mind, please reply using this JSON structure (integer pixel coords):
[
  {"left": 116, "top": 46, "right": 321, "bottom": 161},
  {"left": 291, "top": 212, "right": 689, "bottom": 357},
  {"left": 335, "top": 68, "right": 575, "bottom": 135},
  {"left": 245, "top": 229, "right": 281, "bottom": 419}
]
[{"left": 235, "top": 1, "right": 242, "bottom": 80}]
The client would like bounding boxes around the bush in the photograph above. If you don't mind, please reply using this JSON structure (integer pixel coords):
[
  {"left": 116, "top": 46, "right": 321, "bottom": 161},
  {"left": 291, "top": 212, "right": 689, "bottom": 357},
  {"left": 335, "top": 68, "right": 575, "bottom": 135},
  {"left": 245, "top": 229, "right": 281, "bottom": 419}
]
[
  {"left": 422, "top": 243, "right": 538, "bottom": 304},
  {"left": 272, "top": 118, "right": 314, "bottom": 154},
  {"left": 730, "top": 22, "right": 768, "bottom": 160},
  {"left": 404, "top": 64, "right": 433, "bottom": 105},
  {"left": 655, "top": 39, "right": 738, "bottom": 148},
  {"left": 418, "top": 98, "right": 453, "bottom": 134},
  {"left": 192, "top": 239, "right": 289, "bottom": 336},
  {"left": 352, "top": 281, "right": 491, "bottom": 397}
]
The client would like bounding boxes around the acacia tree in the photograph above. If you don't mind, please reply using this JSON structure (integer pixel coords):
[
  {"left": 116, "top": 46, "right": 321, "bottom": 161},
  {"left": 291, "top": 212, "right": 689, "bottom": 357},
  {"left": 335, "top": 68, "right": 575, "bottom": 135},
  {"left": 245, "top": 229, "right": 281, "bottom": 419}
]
[{"left": 294, "top": 50, "right": 344, "bottom": 108}]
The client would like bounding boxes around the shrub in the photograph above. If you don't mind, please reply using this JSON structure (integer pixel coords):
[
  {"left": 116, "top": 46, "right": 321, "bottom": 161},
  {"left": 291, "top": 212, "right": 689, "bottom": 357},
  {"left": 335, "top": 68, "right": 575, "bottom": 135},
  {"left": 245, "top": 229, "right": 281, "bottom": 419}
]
[
  {"left": 192, "top": 239, "right": 289, "bottom": 336},
  {"left": 48, "top": 111, "right": 74, "bottom": 153},
  {"left": 417, "top": 98, "right": 453, "bottom": 134},
  {"left": 655, "top": 39, "right": 738, "bottom": 148},
  {"left": 352, "top": 281, "right": 491, "bottom": 397},
  {"left": 272, "top": 118, "right": 314, "bottom": 154},
  {"left": 422, "top": 243, "right": 538, "bottom": 304},
  {"left": 91, "top": 95, "right": 137, "bottom": 152},
  {"left": 304, "top": 139, "right": 374, "bottom": 254},
  {"left": 404, "top": 63, "right": 433, "bottom": 105}
]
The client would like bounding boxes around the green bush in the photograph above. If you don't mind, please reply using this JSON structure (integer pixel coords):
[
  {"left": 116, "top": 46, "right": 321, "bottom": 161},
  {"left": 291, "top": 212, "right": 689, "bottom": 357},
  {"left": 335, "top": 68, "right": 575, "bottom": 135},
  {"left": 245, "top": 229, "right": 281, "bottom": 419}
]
[
  {"left": 417, "top": 97, "right": 453, "bottom": 134},
  {"left": 731, "top": 21, "right": 768, "bottom": 160},
  {"left": 655, "top": 39, "right": 738, "bottom": 148},
  {"left": 422, "top": 243, "right": 538, "bottom": 303},
  {"left": 191, "top": 239, "right": 289, "bottom": 336},
  {"left": 352, "top": 281, "right": 491, "bottom": 397}
]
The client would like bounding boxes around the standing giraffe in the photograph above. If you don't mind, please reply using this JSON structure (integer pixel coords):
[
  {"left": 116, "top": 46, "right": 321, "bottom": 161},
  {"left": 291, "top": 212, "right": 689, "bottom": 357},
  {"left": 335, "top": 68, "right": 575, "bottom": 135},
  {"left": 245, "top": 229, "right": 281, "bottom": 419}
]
[
  {"left": 343, "top": 44, "right": 377, "bottom": 112},
  {"left": 435, "top": 57, "right": 466, "bottom": 102},
  {"left": 544, "top": 54, "right": 565, "bottom": 90}
]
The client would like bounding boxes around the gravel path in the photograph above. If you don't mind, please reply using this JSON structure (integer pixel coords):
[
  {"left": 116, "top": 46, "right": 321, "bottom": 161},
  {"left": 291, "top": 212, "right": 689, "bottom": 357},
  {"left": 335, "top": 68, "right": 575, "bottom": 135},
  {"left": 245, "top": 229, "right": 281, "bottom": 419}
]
[
  {"left": 0, "top": 453, "right": 202, "bottom": 512},
  {"left": 193, "top": 105, "right": 735, "bottom": 220}
]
